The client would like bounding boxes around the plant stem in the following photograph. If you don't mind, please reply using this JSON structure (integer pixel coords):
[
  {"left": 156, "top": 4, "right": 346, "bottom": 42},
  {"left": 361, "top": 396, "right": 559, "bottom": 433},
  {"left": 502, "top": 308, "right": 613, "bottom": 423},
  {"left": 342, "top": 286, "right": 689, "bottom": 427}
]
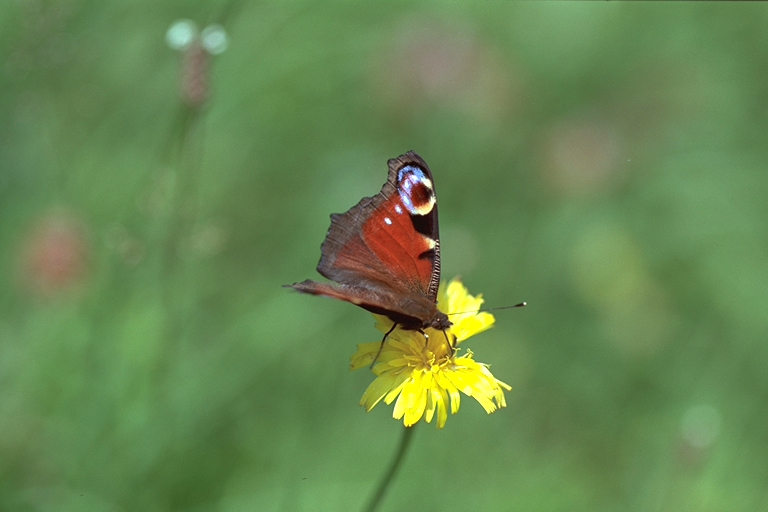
[{"left": 362, "top": 425, "right": 417, "bottom": 512}]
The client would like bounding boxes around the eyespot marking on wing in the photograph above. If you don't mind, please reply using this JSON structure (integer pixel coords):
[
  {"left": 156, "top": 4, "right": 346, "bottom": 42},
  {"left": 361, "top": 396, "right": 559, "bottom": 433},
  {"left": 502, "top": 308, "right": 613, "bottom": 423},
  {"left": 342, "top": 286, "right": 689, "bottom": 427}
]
[{"left": 397, "top": 165, "right": 435, "bottom": 216}]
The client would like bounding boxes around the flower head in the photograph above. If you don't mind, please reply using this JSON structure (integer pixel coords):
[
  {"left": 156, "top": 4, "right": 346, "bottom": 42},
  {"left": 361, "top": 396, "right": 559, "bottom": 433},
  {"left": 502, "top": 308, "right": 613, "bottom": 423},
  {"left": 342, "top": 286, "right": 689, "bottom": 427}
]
[{"left": 350, "top": 278, "right": 511, "bottom": 428}]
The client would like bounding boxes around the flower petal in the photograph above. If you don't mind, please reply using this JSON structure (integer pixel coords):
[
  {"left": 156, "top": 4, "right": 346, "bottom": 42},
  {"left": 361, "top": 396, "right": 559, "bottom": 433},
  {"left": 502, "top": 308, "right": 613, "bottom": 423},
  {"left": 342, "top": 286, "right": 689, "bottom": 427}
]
[
  {"left": 350, "top": 342, "right": 382, "bottom": 370},
  {"left": 352, "top": 278, "right": 511, "bottom": 428}
]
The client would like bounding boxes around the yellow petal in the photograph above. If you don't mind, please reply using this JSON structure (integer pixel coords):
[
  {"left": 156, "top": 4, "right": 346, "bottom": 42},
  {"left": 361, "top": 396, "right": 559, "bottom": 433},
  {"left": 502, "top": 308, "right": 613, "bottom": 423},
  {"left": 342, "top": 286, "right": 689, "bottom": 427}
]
[
  {"left": 360, "top": 371, "right": 404, "bottom": 410},
  {"left": 383, "top": 371, "right": 411, "bottom": 405},
  {"left": 436, "top": 371, "right": 461, "bottom": 414},
  {"left": 433, "top": 386, "right": 449, "bottom": 428},
  {"left": 354, "top": 277, "right": 511, "bottom": 427},
  {"left": 425, "top": 385, "right": 437, "bottom": 424},
  {"left": 451, "top": 312, "right": 496, "bottom": 342},
  {"left": 350, "top": 342, "right": 382, "bottom": 370}
]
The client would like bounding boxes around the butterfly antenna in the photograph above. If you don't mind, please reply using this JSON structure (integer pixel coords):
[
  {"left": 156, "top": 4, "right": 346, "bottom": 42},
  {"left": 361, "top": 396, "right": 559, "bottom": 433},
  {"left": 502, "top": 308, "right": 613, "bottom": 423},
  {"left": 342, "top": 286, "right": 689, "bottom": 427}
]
[
  {"left": 447, "top": 302, "right": 527, "bottom": 317},
  {"left": 370, "top": 323, "right": 397, "bottom": 369}
]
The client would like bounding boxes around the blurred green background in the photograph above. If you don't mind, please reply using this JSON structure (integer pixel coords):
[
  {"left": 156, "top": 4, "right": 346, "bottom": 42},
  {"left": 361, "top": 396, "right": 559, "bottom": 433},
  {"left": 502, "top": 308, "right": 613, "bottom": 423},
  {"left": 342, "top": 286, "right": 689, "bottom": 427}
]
[{"left": 2, "top": 2, "right": 768, "bottom": 511}]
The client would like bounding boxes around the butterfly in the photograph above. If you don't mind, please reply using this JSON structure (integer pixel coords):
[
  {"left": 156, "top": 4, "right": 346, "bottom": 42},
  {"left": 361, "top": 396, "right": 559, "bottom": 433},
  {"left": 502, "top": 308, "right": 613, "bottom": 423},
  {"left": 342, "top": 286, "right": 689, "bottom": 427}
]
[{"left": 288, "top": 151, "right": 452, "bottom": 341}]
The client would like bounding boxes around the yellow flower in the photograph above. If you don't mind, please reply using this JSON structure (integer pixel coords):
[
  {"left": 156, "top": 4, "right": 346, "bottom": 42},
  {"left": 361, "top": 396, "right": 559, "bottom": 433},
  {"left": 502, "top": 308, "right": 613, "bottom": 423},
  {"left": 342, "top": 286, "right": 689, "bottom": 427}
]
[{"left": 350, "top": 278, "right": 511, "bottom": 428}]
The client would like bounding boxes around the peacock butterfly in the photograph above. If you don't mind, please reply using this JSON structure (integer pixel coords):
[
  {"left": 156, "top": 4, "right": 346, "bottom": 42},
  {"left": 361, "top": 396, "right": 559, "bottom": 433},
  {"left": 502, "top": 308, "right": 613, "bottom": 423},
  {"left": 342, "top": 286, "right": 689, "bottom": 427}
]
[{"left": 288, "top": 151, "right": 452, "bottom": 338}]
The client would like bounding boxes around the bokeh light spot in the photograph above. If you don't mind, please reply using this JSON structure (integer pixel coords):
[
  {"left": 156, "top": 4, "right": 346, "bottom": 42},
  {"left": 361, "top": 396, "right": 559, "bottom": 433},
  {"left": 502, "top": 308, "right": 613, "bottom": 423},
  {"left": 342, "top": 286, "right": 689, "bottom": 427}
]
[
  {"left": 571, "top": 221, "right": 677, "bottom": 357},
  {"left": 166, "top": 19, "right": 198, "bottom": 50},
  {"left": 681, "top": 404, "right": 722, "bottom": 449},
  {"left": 201, "top": 24, "right": 228, "bottom": 55}
]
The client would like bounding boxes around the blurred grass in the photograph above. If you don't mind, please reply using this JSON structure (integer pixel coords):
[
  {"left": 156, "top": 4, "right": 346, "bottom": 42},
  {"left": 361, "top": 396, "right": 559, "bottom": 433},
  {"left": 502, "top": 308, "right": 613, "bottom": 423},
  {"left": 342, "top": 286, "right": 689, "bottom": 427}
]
[{"left": 2, "top": 1, "right": 768, "bottom": 511}]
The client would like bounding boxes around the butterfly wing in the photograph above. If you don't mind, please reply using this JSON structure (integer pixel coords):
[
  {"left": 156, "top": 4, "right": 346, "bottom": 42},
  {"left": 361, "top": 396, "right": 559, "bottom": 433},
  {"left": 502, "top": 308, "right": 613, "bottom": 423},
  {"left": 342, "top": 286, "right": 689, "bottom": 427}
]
[
  {"left": 289, "top": 279, "right": 441, "bottom": 328},
  {"left": 289, "top": 151, "right": 443, "bottom": 326},
  {"left": 320, "top": 152, "right": 441, "bottom": 299}
]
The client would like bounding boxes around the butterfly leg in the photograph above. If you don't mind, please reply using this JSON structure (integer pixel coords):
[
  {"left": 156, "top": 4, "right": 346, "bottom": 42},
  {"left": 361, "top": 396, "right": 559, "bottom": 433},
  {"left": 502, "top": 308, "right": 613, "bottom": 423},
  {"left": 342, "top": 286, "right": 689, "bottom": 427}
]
[
  {"left": 421, "top": 329, "right": 455, "bottom": 356},
  {"left": 442, "top": 330, "right": 456, "bottom": 356},
  {"left": 416, "top": 329, "right": 429, "bottom": 347},
  {"left": 370, "top": 322, "right": 398, "bottom": 369}
]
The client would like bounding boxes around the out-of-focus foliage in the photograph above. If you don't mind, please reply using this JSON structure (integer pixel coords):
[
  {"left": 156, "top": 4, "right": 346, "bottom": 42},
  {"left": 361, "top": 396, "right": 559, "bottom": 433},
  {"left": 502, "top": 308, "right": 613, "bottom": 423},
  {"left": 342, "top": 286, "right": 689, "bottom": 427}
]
[{"left": 2, "top": 2, "right": 767, "bottom": 511}]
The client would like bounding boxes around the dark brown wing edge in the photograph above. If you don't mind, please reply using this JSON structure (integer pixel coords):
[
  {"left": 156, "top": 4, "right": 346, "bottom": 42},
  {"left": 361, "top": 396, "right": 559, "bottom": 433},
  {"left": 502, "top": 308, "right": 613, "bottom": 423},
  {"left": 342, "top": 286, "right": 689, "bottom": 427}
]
[
  {"left": 286, "top": 279, "right": 434, "bottom": 327},
  {"left": 313, "top": 165, "right": 397, "bottom": 288}
]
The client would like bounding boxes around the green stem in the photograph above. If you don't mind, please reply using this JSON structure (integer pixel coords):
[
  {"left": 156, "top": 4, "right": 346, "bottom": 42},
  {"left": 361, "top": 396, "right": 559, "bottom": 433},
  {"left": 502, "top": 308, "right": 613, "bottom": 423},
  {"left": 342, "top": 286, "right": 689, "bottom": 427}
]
[{"left": 362, "top": 425, "right": 417, "bottom": 512}]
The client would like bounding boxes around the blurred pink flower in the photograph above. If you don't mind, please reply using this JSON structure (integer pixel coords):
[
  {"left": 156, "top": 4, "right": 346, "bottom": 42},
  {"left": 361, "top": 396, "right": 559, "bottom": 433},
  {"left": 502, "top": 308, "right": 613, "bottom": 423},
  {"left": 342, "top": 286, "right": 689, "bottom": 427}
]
[
  {"left": 371, "top": 19, "right": 524, "bottom": 125},
  {"left": 542, "top": 117, "right": 624, "bottom": 198},
  {"left": 19, "top": 211, "right": 90, "bottom": 297},
  {"left": 181, "top": 42, "right": 209, "bottom": 107}
]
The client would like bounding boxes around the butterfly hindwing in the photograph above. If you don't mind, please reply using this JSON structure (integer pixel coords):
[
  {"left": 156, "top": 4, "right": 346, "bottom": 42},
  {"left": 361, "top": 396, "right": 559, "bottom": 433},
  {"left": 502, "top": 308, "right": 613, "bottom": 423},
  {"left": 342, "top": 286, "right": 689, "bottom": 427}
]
[
  {"left": 289, "top": 151, "right": 449, "bottom": 331},
  {"left": 318, "top": 152, "right": 440, "bottom": 299}
]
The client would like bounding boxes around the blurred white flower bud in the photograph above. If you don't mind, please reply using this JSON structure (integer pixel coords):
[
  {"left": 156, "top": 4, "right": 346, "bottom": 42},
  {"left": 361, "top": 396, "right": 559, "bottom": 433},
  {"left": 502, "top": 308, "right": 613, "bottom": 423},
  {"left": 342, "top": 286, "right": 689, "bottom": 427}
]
[
  {"left": 201, "top": 24, "right": 228, "bottom": 55},
  {"left": 166, "top": 19, "right": 198, "bottom": 50}
]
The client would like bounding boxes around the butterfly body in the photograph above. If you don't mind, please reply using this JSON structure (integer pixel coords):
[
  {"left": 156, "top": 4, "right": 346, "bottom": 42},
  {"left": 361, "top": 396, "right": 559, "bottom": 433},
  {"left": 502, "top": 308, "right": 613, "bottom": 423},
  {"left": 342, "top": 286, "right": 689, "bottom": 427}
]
[{"left": 289, "top": 151, "right": 451, "bottom": 333}]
